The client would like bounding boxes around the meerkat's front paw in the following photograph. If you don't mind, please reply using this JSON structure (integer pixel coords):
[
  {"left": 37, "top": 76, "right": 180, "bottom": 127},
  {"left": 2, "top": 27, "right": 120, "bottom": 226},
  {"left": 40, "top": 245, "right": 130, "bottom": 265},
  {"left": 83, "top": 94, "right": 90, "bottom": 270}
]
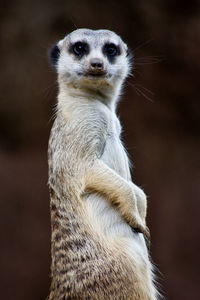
[
  {"left": 129, "top": 182, "right": 147, "bottom": 223},
  {"left": 126, "top": 207, "right": 146, "bottom": 234},
  {"left": 124, "top": 205, "right": 150, "bottom": 245},
  {"left": 116, "top": 183, "right": 146, "bottom": 233},
  {"left": 125, "top": 182, "right": 151, "bottom": 245}
]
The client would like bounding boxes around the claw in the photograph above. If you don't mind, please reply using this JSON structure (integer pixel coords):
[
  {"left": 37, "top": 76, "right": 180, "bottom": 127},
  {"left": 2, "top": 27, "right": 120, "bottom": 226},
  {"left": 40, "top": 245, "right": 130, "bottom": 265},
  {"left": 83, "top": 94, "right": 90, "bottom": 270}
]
[{"left": 131, "top": 225, "right": 151, "bottom": 250}]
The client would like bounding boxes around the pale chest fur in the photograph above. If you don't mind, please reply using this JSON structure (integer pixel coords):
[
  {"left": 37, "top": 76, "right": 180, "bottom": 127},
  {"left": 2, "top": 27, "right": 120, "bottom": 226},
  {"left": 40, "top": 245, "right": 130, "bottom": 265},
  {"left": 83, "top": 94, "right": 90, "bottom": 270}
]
[
  {"left": 100, "top": 111, "right": 131, "bottom": 181},
  {"left": 60, "top": 95, "right": 130, "bottom": 179}
]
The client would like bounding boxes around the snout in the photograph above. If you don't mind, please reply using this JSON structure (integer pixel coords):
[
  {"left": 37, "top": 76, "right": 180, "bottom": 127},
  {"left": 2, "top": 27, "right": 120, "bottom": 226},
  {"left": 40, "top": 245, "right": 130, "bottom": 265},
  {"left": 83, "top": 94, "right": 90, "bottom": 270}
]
[{"left": 88, "top": 58, "right": 106, "bottom": 76}]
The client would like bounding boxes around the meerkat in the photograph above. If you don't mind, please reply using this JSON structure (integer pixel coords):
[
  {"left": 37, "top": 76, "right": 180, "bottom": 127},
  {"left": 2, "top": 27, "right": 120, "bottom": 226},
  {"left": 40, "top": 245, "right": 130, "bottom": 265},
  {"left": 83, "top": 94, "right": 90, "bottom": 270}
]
[{"left": 48, "top": 28, "right": 158, "bottom": 300}]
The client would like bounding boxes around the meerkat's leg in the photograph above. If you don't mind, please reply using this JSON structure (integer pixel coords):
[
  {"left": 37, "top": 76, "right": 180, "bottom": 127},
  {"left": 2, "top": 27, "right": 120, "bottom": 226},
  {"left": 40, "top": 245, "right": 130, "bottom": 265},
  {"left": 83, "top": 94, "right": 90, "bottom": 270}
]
[{"left": 85, "top": 159, "right": 147, "bottom": 235}]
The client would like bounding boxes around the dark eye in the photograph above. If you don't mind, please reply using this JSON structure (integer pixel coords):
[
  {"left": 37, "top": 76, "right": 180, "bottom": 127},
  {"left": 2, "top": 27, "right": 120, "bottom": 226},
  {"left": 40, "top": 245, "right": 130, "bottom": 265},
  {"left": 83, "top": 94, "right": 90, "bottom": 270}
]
[
  {"left": 72, "top": 42, "right": 88, "bottom": 56},
  {"left": 103, "top": 43, "right": 119, "bottom": 57}
]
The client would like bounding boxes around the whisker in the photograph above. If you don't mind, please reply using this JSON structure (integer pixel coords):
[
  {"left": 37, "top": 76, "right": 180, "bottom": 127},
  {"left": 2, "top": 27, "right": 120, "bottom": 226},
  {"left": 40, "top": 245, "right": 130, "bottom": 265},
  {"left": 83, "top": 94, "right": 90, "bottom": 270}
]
[
  {"left": 134, "top": 83, "right": 154, "bottom": 96},
  {"left": 134, "top": 56, "right": 164, "bottom": 65},
  {"left": 41, "top": 80, "right": 58, "bottom": 101},
  {"left": 48, "top": 103, "right": 58, "bottom": 124},
  {"left": 132, "top": 39, "right": 154, "bottom": 53},
  {"left": 127, "top": 80, "right": 154, "bottom": 103}
]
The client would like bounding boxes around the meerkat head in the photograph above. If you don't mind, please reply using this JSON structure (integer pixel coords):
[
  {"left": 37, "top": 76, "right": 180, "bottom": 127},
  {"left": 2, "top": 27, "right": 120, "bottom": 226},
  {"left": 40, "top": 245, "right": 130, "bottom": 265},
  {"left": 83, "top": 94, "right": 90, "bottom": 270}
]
[{"left": 49, "top": 29, "right": 132, "bottom": 101}]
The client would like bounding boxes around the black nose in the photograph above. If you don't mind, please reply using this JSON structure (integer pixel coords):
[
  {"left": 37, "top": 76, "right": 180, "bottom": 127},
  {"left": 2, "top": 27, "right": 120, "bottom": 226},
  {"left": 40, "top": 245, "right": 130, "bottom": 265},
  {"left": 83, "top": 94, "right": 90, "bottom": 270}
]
[{"left": 90, "top": 59, "right": 104, "bottom": 70}]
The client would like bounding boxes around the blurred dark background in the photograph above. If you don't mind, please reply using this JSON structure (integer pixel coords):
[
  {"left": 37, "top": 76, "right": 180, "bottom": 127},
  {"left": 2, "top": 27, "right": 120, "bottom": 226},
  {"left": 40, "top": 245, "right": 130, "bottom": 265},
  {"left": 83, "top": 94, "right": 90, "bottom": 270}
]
[{"left": 0, "top": 0, "right": 200, "bottom": 299}]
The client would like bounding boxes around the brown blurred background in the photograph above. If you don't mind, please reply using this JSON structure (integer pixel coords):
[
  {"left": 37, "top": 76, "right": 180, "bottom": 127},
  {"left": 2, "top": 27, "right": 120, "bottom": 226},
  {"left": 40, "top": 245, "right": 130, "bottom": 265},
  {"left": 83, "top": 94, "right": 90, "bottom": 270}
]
[{"left": 0, "top": 0, "right": 200, "bottom": 299}]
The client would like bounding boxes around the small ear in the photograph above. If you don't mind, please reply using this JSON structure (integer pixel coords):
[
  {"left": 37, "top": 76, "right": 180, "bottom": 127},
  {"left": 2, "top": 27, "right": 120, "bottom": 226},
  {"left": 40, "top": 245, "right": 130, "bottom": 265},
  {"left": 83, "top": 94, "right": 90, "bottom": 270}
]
[{"left": 48, "top": 43, "right": 60, "bottom": 69}]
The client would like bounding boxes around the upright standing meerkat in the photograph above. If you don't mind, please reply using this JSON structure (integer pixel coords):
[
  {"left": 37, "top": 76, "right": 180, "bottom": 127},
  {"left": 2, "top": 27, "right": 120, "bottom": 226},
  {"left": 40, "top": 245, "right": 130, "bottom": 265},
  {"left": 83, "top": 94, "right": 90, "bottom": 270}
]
[{"left": 48, "top": 28, "right": 158, "bottom": 300}]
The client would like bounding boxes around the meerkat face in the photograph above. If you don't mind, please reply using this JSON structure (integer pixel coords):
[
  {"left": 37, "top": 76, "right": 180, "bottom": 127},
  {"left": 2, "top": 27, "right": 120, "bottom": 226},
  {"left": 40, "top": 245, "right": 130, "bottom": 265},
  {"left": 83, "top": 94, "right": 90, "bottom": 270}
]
[{"left": 49, "top": 29, "right": 132, "bottom": 91}]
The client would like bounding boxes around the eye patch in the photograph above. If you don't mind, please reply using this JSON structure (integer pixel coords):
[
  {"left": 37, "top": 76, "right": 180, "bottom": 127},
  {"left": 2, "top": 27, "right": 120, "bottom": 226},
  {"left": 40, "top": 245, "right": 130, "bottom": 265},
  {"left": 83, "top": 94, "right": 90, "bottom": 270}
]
[{"left": 69, "top": 41, "right": 90, "bottom": 58}]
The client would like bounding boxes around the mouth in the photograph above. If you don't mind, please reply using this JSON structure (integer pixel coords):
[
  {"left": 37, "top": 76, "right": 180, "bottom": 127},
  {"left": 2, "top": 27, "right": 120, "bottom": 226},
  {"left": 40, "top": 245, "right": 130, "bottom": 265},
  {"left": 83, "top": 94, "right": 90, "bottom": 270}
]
[
  {"left": 88, "top": 73, "right": 106, "bottom": 77},
  {"left": 85, "top": 71, "right": 107, "bottom": 78},
  {"left": 77, "top": 71, "right": 107, "bottom": 79}
]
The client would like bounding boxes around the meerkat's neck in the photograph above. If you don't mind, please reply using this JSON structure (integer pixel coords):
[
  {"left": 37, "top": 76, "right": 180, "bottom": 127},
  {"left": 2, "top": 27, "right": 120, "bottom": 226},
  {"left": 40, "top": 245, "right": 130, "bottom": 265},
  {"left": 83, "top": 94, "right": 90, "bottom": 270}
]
[{"left": 58, "top": 75, "right": 124, "bottom": 112}]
